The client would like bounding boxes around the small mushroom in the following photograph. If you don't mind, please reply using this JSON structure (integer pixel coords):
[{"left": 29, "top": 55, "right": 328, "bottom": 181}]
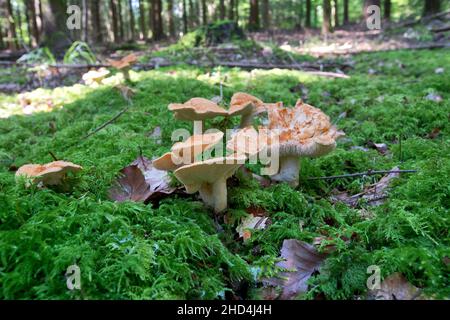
[
  {"left": 228, "top": 92, "right": 265, "bottom": 127},
  {"left": 82, "top": 68, "right": 110, "bottom": 86},
  {"left": 15, "top": 161, "right": 83, "bottom": 187},
  {"left": 174, "top": 155, "right": 246, "bottom": 213},
  {"left": 268, "top": 100, "right": 345, "bottom": 187},
  {"left": 168, "top": 98, "right": 229, "bottom": 134},
  {"left": 153, "top": 132, "right": 224, "bottom": 171},
  {"left": 108, "top": 53, "right": 138, "bottom": 80}
]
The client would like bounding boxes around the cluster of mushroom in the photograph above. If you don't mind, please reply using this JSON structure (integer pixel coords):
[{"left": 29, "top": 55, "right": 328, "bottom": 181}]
[
  {"left": 154, "top": 93, "right": 344, "bottom": 213},
  {"left": 82, "top": 53, "right": 138, "bottom": 86}
]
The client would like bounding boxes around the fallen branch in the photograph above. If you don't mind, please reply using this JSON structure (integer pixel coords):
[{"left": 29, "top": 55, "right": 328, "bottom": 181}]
[
  {"left": 81, "top": 106, "right": 130, "bottom": 140},
  {"left": 308, "top": 169, "right": 417, "bottom": 180},
  {"left": 431, "top": 26, "right": 450, "bottom": 33}
]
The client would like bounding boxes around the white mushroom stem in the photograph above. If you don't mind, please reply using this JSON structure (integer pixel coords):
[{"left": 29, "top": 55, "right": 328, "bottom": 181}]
[
  {"left": 122, "top": 68, "right": 130, "bottom": 80},
  {"left": 239, "top": 113, "right": 253, "bottom": 128},
  {"left": 198, "top": 180, "right": 228, "bottom": 213},
  {"left": 270, "top": 155, "right": 300, "bottom": 187}
]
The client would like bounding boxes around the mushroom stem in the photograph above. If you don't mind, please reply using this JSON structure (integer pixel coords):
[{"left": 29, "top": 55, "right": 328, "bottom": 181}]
[
  {"left": 270, "top": 155, "right": 300, "bottom": 187},
  {"left": 123, "top": 68, "right": 130, "bottom": 80},
  {"left": 239, "top": 113, "right": 253, "bottom": 128},
  {"left": 199, "top": 180, "right": 228, "bottom": 213}
]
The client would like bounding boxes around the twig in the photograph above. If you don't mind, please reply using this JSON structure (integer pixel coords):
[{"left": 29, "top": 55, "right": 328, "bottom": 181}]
[
  {"left": 307, "top": 169, "right": 417, "bottom": 180},
  {"left": 49, "top": 151, "right": 58, "bottom": 161},
  {"left": 81, "top": 106, "right": 130, "bottom": 140}
]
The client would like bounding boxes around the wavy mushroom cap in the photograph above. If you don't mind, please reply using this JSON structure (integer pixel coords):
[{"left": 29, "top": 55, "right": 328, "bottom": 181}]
[
  {"left": 154, "top": 132, "right": 224, "bottom": 171},
  {"left": 226, "top": 126, "right": 276, "bottom": 157},
  {"left": 108, "top": 53, "right": 138, "bottom": 69},
  {"left": 174, "top": 155, "right": 246, "bottom": 194},
  {"left": 16, "top": 161, "right": 82, "bottom": 186},
  {"left": 268, "top": 100, "right": 345, "bottom": 157},
  {"left": 228, "top": 92, "right": 265, "bottom": 116},
  {"left": 168, "top": 98, "right": 228, "bottom": 121}
]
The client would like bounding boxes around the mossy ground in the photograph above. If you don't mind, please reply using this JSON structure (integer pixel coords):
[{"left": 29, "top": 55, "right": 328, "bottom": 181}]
[{"left": 0, "top": 48, "right": 449, "bottom": 299}]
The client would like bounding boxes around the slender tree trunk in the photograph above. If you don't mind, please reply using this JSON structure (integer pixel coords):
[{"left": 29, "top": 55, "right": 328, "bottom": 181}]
[
  {"left": 25, "top": 2, "right": 33, "bottom": 46},
  {"left": 15, "top": 4, "right": 25, "bottom": 47},
  {"left": 249, "top": 0, "right": 260, "bottom": 31},
  {"left": 322, "top": 0, "right": 332, "bottom": 34},
  {"left": 0, "top": 27, "right": 4, "bottom": 49},
  {"left": 151, "top": 0, "right": 164, "bottom": 41},
  {"left": 91, "top": 0, "right": 102, "bottom": 43},
  {"left": 128, "top": 0, "right": 136, "bottom": 40},
  {"left": 168, "top": 0, "right": 176, "bottom": 37},
  {"left": 182, "top": 0, "right": 188, "bottom": 34},
  {"left": 201, "top": 0, "right": 208, "bottom": 25},
  {"left": 305, "top": 0, "right": 311, "bottom": 27},
  {"left": 110, "top": 0, "right": 120, "bottom": 42},
  {"left": 118, "top": 0, "right": 124, "bottom": 41},
  {"left": 343, "top": 0, "right": 349, "bottom": 24},
  {"left": 261, "top": 0, "right": 270, "bottom": 30},
  {"left": 423, "top": 0, "right": 441, "bottom": 16},
  {"left": 139, "top": 0, "right": 147, "bottom": 40},
  {"left": 334, "top": 0, "right": 339, "bottom": 27},
  {"left": 26, "top": 0, "right": 40, "bottom": 46},
  {"left": 228, "top": 0, "right": 235, "bottom": 20},
  {"left": 219, "top": 0, "right": 226, "bottom": 20},
  {"left": 82, "top": 0, "right": 88, "bottom": 42},
  {"left": 314, "top": 4, "right": 318, "bottom": 27},
  {"left": 6, "top": 0, "right": 18, "bottom": 50},
  {"left": 384, "top": 0, "right": 391, "bottom": 20},
  {"left": 188, "top": 0, "right": 195, "bottom": 28},
  {"left": 236, "top": 0, "right": 240, "bottom": 23}
]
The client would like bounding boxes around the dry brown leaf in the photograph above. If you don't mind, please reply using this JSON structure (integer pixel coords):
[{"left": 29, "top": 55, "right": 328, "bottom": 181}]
[
  {"left": 236, "top": 215, "right": 270, "bottom": 241},
  {"left": 368, "top": 273, "right": 423, "bottom": 300},
  {"left": 367, "top": 141, "right": 389, "bottom": 155},
  {"left": 264, "top": 239, "right": 327, "bottom": 300},
  {"left": 427, "top": 127, "right": 441, "bottom": 139}
]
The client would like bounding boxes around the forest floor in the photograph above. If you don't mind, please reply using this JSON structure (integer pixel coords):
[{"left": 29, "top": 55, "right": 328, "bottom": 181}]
[{"left": 0, "top": 27, "right": 449, "bottom": 299}]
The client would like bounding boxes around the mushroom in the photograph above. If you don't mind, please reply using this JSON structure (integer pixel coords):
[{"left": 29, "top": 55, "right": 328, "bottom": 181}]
[
  {"left": 174, "top": 155, "right": 246, "bottom": 213},
  {"left": 226, "top": 126, "right": 273, "bottom": 158},
  {"left": 267, "top": 99, "right": 345, "bottom": 187},
  {"left": 168, "top": 98, "right": 228, "bottom": 134},
  {"left": 228, "top": 92, "right": 265, "bottom": 127},
  {"left": 82, "top": 68, "right": 110, "bottom": 86},
  {"left": 15, "top": 161, "right": 83, "bottom": 187},
  {"left": 108, "top": 53, "right": 138, "bottom": 80},
  {"left": 153, "top": 132, "right": 224, "bottom": 171}
]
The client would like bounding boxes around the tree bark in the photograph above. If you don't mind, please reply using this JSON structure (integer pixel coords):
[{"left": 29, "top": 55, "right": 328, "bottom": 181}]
[
  {"left": 91, "top": 0, "right": 102, "bottom": 43},
  {"left": 423, "top": 0, "right": 441, "bottom": 16},
  {"left": 235, "top": 0, "right": 240, "bottom": 23},
  {"left": 334, "top": 0, "right": 339, "bottom": 27},
  {"left": 322, "top": 0, "right": 332, "bottom": 34},
  {"left": 41, "top": 0, "right": 71, "bottom": 54},
  {"left": 25, "top": 1, "right": 39, "bottom": 46},
  {"left": 188, "top": 0, "right": 196, "bottom": 28},
  {"left": 15, "top": 3, "right": 25, "bottom": 46},
  {"left": 139, "top": 0, "right": 147, "bottom": 40},
  {"left": 384, "top": 0, "right": 391, "bottom": 20},
  {"left": 343, "top": 0, "right": 349, "bottom": 24},
  {"left": 305, "top": 0, "right": 311, "bottom": 27},
  {"left": 182, "top": 0, "right": 188, "bottom": 34},
  {"left": 261, "top": 0, "right": 270, "bottom": 30},
  {"left": 128, "top": 0, "right": 136, "bottom": 40},
  {"left": 110, "top": 0, "right": 120, "bottom": 42},
  {"left": 151, "top": 0, "right": 164, "bottom": 41},
  {"left": 202, "top": 0, "right": 208, "bottom": 25},
  {"left": 82, "top": 0, "right": 88, "bottom": 42},
  {"left": 249, "top": 0, "right": 260, "bottom": 31},
  {"left": 0, "top": 26, "right": 4, "bottom": 49},
  {"left": 118, "top": 0, "right": 124, "bottom": 41},
  {"left": 168, "top": 0, "right": 176, "bottom": 37},
  {"left": 219, "top": 0, "right": 226, "bottom": 20},
  {"left": 6, "top": 0, "right": 18, "bottom": 50}
]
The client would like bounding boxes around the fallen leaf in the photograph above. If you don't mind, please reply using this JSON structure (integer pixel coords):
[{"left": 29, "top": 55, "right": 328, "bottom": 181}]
[
  {"left": 434, "top": 67, "right": 444, "bottom": 74},
  {"left": 367, "top": 273, "right": 423, "bottom": 300},
  {"left": 367, "top": 141, "right": 389, "bottom": 155},
  {"left": 114, "top": 84, "right": 135, "bottom": 102},
  {"left": 148, "top": 126, "right": 162, "bottom": 144},
  {"left": 109, "top": 156, "right": 177, "bottom": 204},
  {"left": 425, "top": 92, "right": 442, "bottom": 102},
  {"left": 236, "top": 215, "right": 270, "bottom": 241},
  {"left": 331, "top": 166, "right": 401, "bottom": 207},
  {"left": 427, "top": 127, "right": 441, "bottom": 139},
  {"left": 264, "top": 239, "right": 327, "bottom": 300}
]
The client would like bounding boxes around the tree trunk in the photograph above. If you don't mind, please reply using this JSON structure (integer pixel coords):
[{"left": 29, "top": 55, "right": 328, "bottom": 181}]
[
  {"left": 168, "top": 0, "right": 176, "bottom": 37},
  {"left": 322, "top": 0, "right": 332, "bottom": 34},
  {"left": 91, "top": 0, "right": 102, "bottom": 43},
  {"left": 188, "top": 0, "right": 196, "bottom": 28},
  {"left": 6, "top": 0, "right": 18, "bottom": 50},
  {"left": 151, "top": 0, "right": 164, "bottom": 41},
  {"left": 334, "top": 0, "right": 339, "bottom": 27},
  {"left": 138, "top": 0, "right": 147, "bottom": 40},
  {"left": 110, "top": 0, "right": 120, "bottom": 42},
  {"left": 182, "top": 0, "right": 188, "bottom": 34},
  {"left": 15, "top": 4, "right": 25, "bottom": 47},
  {"left": 423, "top": 0, "right": 440, "bottom": 16},
  {"left": 219, "top": 0, "right": 226, "bottom": 20},
  {"left": 26, "top": 0, "right": 39, "bottom": 46},
  {"left": 249, "top": 0, "right": 260, "bottom": 31},
  {"left": 228, "top": 0, "right": 235, "bottom": 20},
  {"left": 384, "top": 0, "right": 391, "bottom": 20},
  {"left": 82, "top": 0, "right": 88, "bottom": 42},
  {"left": 261, "top": 0, "right": 270, "bottom": 30},
  {"left": 41, "top": 0, "right": 73, "bottom": 54},
  {"left": 25, "top": 1, "right": 32, "bottom": 47},
  {"left": 343, "top": 0, "right": 349, "bottom": 24},
  {"left": 128, "top": 0, "right": 136, "bottom": 40},
  {"left": 0, "top": 26, "right": 4, "bottom": 49},
  {"left": 118, "top": 0, "right": 124, "bottom": 41},
  {"left": 201, "top": 0, "right": 208, "bottom": 25},
  {"left": 305, "top": 0, "right": 311, "bottom": 27}
]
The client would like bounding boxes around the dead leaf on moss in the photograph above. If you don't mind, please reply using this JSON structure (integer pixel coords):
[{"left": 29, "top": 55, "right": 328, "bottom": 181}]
[
  {"left": 264, "top": 239, "right": 327, "bottom": 300},
  {"left": 427, "top": 127, "right": 441, "bottom": 139},
  {"left": 367, "top": 141, "right": 389, "bottom": 155},
  {"left": 236, "top": 215, "right": 270, "bottom": 241},
  {"left": 331, "top": 166, "right": 401, "bottom": 207},
  {"left": 109, "top": 156, "right": 177, "bottom": 204},
  {"left": 368, "top": 273, "right": 423, "bottom": 300}
]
